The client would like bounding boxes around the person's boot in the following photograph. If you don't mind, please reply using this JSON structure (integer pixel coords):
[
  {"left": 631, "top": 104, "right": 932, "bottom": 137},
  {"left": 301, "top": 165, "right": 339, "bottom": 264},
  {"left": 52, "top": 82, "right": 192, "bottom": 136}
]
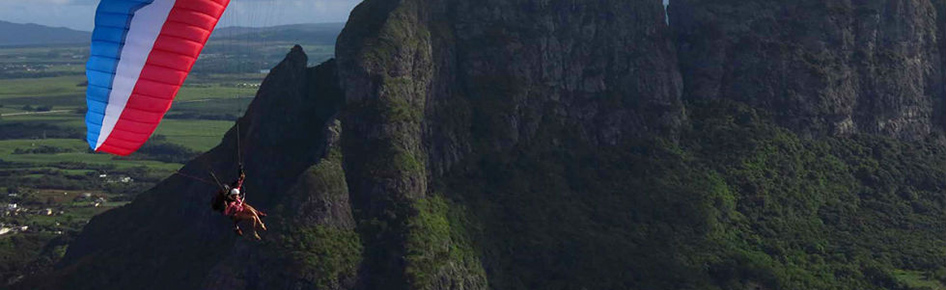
[{"left": 234, "top": 227, "right": 243, "bottom": 236}]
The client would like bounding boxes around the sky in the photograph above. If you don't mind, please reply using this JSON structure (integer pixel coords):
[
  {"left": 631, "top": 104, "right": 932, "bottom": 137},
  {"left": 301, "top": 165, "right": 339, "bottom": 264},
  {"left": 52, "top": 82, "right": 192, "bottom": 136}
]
[
  {"left": 0, "top": 0, "right": 363, "bottom": 31},
  {"left": 0, "top": 0, "right": 671, "bottom": 32}
]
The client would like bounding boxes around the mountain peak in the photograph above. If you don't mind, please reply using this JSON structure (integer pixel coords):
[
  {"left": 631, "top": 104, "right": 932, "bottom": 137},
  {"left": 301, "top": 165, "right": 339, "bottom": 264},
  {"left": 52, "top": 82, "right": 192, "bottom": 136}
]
[
  {"left": 16, "top": 46, "right": 347, "bottom": 289},
  {"left": 0, "top": 20, "right": 90, "bottom": 46}
]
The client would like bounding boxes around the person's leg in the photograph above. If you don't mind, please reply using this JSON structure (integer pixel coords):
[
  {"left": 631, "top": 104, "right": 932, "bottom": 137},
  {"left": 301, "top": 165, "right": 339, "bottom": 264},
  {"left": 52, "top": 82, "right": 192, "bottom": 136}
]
[
  {"left": 256, "top": 215, "right": 267, "bottom": 231},
  {"left": 251, "top": 217, "right": 261, "bottom": 240},
  {"left": 233, "top": 219, "right": 243, "bottom": 236}
]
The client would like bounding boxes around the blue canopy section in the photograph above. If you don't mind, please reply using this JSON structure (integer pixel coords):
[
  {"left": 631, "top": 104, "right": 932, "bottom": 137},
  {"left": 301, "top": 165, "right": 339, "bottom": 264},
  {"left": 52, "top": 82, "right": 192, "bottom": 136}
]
[{"left": 84, "top": 0, "right": 154, "bottom": 149}]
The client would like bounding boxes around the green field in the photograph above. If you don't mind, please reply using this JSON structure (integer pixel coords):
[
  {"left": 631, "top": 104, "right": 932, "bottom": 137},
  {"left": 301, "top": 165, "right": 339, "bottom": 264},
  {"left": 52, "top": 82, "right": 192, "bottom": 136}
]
[
  {"left": 0, "top": 43, "right": 329, "bottom": 170},
  {"left": 0, "top": 74, "right": 253, "bottom": 149},
  {"left": 0, "top": 76, "right": 86, "bottom": 111},
  {"left": 154, "top": 119, "right": 235, "bottom": 152},
  {"left": 175, "top": 79, "right": 260, "bottom": 100},
  {"left": 0, "top": 139, "right": 183, "bottom": 172},
  {"left": 0, "top": 41, "right": 335, "bottom": 285},
  {"left": 0, "top": 42, "right": 320, "bottom": 171},
  {"left": 0, "top": 45, "right": 262, "bottom": 218}
]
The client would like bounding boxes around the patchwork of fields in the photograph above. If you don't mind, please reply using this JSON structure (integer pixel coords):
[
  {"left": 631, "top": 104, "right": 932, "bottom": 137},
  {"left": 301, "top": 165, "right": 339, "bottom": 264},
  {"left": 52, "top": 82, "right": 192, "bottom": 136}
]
[{"left": 0, "top": 41, "right": 333, "bottom": 284}]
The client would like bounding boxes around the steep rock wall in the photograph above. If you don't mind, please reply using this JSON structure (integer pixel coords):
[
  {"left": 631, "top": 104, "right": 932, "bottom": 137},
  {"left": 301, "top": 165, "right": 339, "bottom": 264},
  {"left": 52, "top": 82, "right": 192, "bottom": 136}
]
[
  {"left": 335, "top": 0, "right": 683, "bottom": 288},
  {"left": 670, "top": 0, "right": 945, "bottom": 139}
]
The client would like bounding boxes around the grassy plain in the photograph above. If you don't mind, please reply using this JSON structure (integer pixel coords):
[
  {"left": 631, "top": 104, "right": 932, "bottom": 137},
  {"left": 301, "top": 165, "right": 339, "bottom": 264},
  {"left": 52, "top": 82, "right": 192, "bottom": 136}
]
[{"left": 0, "top": 39, "right": 334, "bottom": 286}]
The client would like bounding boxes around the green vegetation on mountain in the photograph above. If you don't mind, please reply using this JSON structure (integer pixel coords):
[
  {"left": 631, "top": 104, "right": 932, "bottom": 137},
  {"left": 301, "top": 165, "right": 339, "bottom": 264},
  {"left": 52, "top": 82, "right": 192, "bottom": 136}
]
[
  {"left": 331, "top": 0, "right": 946, "bottom": 288},
  {"left": 432, "top": 99, "right": 945, "bottom": 289},
  {"left": 8, "top": 0, "right": 945, "bottom": 288}
]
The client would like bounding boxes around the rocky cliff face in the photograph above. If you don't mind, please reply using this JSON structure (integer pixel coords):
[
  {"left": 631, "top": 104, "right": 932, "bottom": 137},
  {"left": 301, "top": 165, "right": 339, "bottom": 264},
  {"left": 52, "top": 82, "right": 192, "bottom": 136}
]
[
  {"left": 338, "top": 0, "right": 684, "bottom": 176},
  {"left": 336, "top": 0, "right": 683, "bottom": 288},
  {"left": 936, "top": 0, "right": 946, "bottom": 131},
  {"left": 670, "top": 0, "right": 945, "bottom": 139}
]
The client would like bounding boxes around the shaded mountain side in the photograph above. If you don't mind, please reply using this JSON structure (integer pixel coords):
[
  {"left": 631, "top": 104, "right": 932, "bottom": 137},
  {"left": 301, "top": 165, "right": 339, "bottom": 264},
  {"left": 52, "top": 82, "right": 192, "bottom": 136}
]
[
  {"left": 335, "top": 0, "right": 682, "bottom": 287},
  {"left": 13, "top": 46, "right": 349, "bottom": 290},
  {"left": 669, "top": 0, "right": 946, "bottom": 140},
  {"left": 938, "top": 0, "right": 946, "bottom": 131},
  {"left": 0, "top": 21, "right": 90, "bottom": 46},
  {"left": 334, "top": 0, "right": 946, "bottom": 288},
  {"left": 440, "top": 98, "right": 946, "bottom": 289},
  {"left": 203, "top": 120, "right": 361, "bottom": 289}
]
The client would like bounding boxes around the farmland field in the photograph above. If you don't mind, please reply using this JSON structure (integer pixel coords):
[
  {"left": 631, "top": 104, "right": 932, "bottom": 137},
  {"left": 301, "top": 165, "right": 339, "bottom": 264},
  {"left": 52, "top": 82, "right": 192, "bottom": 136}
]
[{"left": 0, "top": 33, "right": 336, "bottom": 284}]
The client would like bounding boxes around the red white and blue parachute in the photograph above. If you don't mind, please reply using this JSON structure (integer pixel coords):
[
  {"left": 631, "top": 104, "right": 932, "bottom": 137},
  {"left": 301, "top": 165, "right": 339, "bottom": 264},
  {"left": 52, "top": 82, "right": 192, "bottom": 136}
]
[{"left": 85, "top": 0, "right": 230, "bottom": 155}]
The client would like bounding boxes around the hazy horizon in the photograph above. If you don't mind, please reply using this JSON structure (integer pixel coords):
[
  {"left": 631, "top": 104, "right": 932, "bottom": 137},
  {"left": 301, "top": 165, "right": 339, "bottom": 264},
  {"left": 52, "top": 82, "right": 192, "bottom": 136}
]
[
  {"left": 0, "top": 0, "right": 361, "bottom": 32},
  {"left": 0, "top": 18, "right": 346, "bottom": 32},
  {"left": 0, "top": 0, "right": 670, "bottom": 32}
]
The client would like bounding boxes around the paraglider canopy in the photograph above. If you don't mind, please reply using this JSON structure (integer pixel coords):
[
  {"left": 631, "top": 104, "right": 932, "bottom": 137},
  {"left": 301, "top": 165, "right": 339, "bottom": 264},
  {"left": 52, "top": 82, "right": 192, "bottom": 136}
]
[{"left": 85, "top": 0, "right": 231, "bottom": 155}]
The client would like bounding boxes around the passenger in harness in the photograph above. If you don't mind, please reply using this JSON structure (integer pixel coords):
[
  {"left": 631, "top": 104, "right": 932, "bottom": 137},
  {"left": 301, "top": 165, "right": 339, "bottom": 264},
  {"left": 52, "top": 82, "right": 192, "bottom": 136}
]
[
  {"left": 212, "top": 165, "right": 267, "bottom": 239},
  {"left": 223, "top": 167, "right": 246, "bottom": 216}
]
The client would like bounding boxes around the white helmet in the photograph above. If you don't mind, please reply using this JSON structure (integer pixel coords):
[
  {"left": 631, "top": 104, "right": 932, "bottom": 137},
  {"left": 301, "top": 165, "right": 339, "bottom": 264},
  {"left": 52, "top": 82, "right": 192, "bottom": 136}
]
[{"left": 229, "top": 187, "right": 240, "bottom": 196}]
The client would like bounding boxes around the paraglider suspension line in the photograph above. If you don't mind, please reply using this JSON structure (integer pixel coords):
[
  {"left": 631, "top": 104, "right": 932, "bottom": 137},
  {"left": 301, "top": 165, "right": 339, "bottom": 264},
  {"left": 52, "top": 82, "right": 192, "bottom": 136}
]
[
  {"left": 236, "top": 122, "right": 243, "bottom": 166},
  {"left": 174, "top": 171, "right": 218, "bottom": 187},
  {"left": 235, "top": 122, "right": 246, "bottom": 198},
  {"left": 196, "top": 158, "right": 225, "bottom": 191},
  {"left": 208, "top": 170, "right": 224, "bottom": 191}
]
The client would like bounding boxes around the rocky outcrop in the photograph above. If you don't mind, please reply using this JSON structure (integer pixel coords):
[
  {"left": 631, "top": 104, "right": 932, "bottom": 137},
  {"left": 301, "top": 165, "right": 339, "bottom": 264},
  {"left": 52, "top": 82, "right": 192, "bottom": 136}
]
[
  {"left": 339, "top": 0, "right": 684, "bottom": 178},
  {"left": 16, "top": 47, "right": 349, "bottom": 290},
  {"left": 336, "top": 0, "right": 682, "bottom": 288},
  {"left": 670, "top": 0, "right": 945, "bottom": 139}
]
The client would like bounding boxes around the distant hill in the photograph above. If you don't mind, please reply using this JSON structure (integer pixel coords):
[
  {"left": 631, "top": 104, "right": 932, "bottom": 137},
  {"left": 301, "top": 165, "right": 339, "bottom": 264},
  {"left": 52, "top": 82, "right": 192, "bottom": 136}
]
[
  {"left": 0, "top": 20, "right": 90, "bottom": 47},
  {"left": 0, "top": 21, "right": 342, "bottom": 47},
  {"left": 210, "top": 22, "right": 344, "bottom": 44}
]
